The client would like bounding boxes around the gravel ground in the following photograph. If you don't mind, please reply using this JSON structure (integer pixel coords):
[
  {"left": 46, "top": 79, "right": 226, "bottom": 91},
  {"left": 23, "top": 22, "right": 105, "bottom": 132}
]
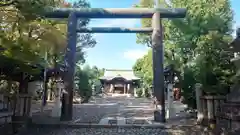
[
  {"left": 31, "top": 96, "right": 187, "bottom": 125},
  {"left": 18, "top": 127, "right": 170, "bottom": 135},
  {"left": 73, "top": 103, "right": 119, "bottom": 123},
  {"left": 97, "top": 97, "right": 155, "bottom": 123},
  {"left": 32, "top": 96, "right": 155, "bottom": 124},
  {"left": 16, "top": 125, "right": 216, "bottom": 135},
  {"left": 13, "top": 97, "right": 212, "bottom": 135},
  {"left": 31, "top": 103, "right": 120, "bottom": 124}
]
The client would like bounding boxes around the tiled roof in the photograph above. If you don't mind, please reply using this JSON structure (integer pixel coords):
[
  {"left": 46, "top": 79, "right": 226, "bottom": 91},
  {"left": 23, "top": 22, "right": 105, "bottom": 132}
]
[{"left": 99, "top": 69, "right": 140, "bottom": 81}]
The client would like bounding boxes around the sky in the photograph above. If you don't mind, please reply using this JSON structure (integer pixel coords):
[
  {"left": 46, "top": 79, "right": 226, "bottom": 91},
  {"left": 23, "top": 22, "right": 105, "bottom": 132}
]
[{"left": 67, "top": 0, "right": 240, "bottom": 70}]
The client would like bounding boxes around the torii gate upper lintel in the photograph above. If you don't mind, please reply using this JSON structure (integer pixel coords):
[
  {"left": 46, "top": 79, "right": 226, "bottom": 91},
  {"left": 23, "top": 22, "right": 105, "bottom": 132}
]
[
  {"left": 45, "top": 8, "right": 186, "bottom": 18},
  {"left": 43, "top": 7, "right": 187, "bottom": 123}
]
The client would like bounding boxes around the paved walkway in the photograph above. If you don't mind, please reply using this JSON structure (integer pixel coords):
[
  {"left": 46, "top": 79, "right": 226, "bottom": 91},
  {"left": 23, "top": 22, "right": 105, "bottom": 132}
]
[
  {"left": 19, "top": 127, "right": 172, "bottom": 135},
  {"left": 23, "top": 95, "right": 212, "bottom": 135},
  {"left": 31, "top": 94, "right": 188, "bottom": 125},
  {"left": 78, "top": 95, "right": 187, "bottom": 125}
]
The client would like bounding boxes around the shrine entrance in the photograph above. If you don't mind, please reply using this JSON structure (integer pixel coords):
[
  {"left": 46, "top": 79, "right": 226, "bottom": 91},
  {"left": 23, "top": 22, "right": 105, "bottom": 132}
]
[
  {"left": 99, "top": 69, "right": 140, "bottom": 95},
  {"left": 44, "top": 7, "right": 186, "bottom": 122},
  {"left": 111, "top": 77, "right": 125, "bottom": 94}
]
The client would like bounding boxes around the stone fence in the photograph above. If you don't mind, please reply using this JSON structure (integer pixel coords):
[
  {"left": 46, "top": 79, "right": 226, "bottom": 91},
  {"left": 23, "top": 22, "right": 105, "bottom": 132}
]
[
  {"left": 195, "top": 84, "right": 226, "bottom": 127},
  {"left": 216, "top": 102, "right": 240, "bottom": 132},
  {"left": 199, "top": 95, "right": 226, "bottom": 125},
  {"left": 195, "top": 83, "right": 240, "bottom": 133},
  {"left": 0, "top": 93, "right": 32, "bottom": 120}
]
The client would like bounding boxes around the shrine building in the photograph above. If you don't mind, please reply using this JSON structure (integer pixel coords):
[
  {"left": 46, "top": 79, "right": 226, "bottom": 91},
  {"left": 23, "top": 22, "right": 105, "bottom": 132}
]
[{"left": 99, "top": 69, "right": 140, "bottom": 95}]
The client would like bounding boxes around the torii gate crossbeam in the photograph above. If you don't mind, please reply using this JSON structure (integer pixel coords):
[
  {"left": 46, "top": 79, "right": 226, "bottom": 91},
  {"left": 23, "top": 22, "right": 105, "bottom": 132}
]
[{"left": 44, "top": 8, "right": 186, "bottom": 18}]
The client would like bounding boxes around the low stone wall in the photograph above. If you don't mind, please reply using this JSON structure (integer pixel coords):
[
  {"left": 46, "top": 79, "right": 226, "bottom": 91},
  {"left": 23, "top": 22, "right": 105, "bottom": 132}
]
[
  {"left": 195, "top": 84, "right": 240, "bottom": 133},
  {"left": 216, "top": 103, "right": 240, "bottom": 133},
  {"left": 200, "top": 95, "right": 226, "bottom": 125}
]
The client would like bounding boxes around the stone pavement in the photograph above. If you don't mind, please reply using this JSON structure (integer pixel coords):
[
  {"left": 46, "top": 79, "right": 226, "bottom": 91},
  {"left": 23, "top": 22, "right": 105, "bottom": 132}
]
[
  {"left": 19, "top": 122, "right": 213, "bottom": 135},
  {"left": 87, "top": 95, "right": 188, "bottom": 125},
  {"left": 19, "top": 127, "right": 168, "bottom": 135},
  {"left": 15, "top": 95, "right": 218, "bottom": 135},
  {"left": 31, "top": 94, "right": 188, "bottom": 125}
]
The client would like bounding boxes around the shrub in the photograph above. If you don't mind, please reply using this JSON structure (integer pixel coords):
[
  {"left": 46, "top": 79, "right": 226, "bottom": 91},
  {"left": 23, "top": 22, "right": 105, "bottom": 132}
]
[{"left": 136, "top": 88, "right": 143, "bottom": 97}]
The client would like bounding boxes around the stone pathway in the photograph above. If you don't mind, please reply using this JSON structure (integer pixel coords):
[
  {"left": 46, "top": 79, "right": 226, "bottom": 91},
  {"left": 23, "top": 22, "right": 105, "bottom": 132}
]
[
  {"left": 19, "top": 127, "right": 169, "bottom": 135},
  {"left": 87, "top": 95, "right": 188, "bottom": 125},
  {"left": 16, "top": 95, "right": 218, "bottom": 135},
  {"left": 31, "top": 95, "right": 188, "bottom": 125},
  {"left": 19, "top": 122, "right": 214, "bottom": 135},
  {"left": 96, "top": 96, "right": 154, "bottom": 125}
]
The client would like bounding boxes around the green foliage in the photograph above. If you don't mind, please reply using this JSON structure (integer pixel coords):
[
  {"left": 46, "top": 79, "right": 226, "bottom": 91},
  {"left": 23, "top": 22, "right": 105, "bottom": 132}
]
[
  {"left": 181, "top": 67, "right": 197, "bottom": 109},
  {"left": 75, "top": 67, "right": 92, "bottom": 101},
  {"left": 133, "top": 50, "right": 153, "bottom": 86},
  {"left": 133, "top": 0, "right": 235, "bottom": 107},
  {"left": 1, "top": 1, "right": 60, "bottom": 82},
  {"left": 0, "top": 0, "right": 96, "bottom": 82},
  {"left": 136, "top": 88, "right": 143, "bottom": 97},
  {"left": 144, "top": 88, "right": 151, "bottom": 98},
  {"left": 75, "top": 65, "right": 104, "bottom": 102},
  {"left": 0, "top": 0, "right": 66, "bottom": 73},
  {"left": 73, "top": 0, "right": 97, "bottom": 65}
]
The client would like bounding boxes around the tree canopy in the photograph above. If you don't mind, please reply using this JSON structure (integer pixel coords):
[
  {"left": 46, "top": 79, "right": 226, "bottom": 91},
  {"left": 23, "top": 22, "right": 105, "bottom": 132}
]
[
  {"left": 0, "top": 0, "right": 96, "bottom": 80},
  {"left": 0, "top": 0, "right": 99, "bottom": 99},
  {"left": 133, "top": 0, "right": 235, "bottom": 107},
  {"left": 75, "top": 65, "right": 104, "bottom": 101}
]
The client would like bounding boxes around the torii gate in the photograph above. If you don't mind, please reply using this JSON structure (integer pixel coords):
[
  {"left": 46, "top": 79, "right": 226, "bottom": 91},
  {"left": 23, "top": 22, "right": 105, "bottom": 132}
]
[{"left": 44, "top": 7, "right": 186, "bottom": 122}]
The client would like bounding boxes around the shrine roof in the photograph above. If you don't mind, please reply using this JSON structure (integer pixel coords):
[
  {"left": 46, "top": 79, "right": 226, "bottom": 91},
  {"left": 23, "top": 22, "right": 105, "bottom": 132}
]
[{"left": 99, "top": 69, "right": 140, "bottom": 81}]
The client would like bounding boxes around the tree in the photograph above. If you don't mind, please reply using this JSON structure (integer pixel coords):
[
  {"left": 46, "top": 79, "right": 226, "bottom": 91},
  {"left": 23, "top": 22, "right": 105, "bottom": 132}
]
[
  {"left": 0, "top": 0, "right": 96, "bottom": 67},
  {"left": 134, "top": 0, "right": 235, "bottom": 108},
  {"left": 73, "top": 0, "right": 97, "bottom": 65},
  {"left": 133, "top": 50, "right": 153, "bottom": 86},
  {"left": 0, "top": 0, "right": 71, "bottom": 97},
  {"left": 0, "top": 0, "right": 97, "bottom": 100},
  {"left": 75, "top": 67, "right": 92, "bottom": 102},
  {"left": 0, "top": 0, "right": 67, "bottom": 67},
  {"left": 75, "top": 65, "right": 105, "bottom": 102}
]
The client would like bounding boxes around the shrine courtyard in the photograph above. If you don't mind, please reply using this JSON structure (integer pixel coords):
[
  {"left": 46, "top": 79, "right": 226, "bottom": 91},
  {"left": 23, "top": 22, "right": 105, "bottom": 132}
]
[{"left": 13, "top": 94, "right": 208, "bottom": 135}]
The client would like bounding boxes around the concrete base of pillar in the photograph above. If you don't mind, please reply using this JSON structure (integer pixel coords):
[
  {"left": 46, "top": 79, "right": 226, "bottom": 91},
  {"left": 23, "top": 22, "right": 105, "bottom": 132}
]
[
  {"left": 51, "top": 108, "right": 61, "bottom": 118},
  {"left": 166, "top": 108, "right": 176, "bottom": 119},
  {"left": 197, "top": 113, "right": 204, "bottom": 124},
  {"left": 51, "top": 99, "right": 62, "bottom": 117},
  {"left": 134, "top": 89, "right": 137, "bottom": 97},
  {"left": 153, "top": 110, "right": 165, "bottom": 122}
]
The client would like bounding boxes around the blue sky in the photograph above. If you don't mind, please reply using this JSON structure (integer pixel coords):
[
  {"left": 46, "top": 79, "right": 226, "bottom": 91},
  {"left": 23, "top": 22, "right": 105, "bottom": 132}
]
[{"left": 67, "top": 0, "right": 240, "bottom": 70}]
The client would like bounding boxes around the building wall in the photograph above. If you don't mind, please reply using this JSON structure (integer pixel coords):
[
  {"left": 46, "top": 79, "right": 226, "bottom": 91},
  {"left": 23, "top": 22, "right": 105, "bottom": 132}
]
[
  {"left": 103, "top": 83, "right": 137, "bottom": 95},
  {"left": 128, "top": 84, "right": 134, "bottom": 95}
]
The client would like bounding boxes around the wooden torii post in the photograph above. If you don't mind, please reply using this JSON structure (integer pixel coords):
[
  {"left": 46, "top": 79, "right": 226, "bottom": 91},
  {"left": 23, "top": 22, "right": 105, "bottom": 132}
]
[{"left": 44, "top": 7, "right": 186, "bottom": 122}]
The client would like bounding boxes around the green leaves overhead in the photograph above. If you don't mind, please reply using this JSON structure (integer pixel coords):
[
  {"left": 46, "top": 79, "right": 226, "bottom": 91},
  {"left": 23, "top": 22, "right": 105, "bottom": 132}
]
[
  {"left": 0, "top": 0, "right": 66, "bottom": 64},
  {"left": 133, "top": 0, "right": 235, "bottom": 99},
  {"left": 0, "top": 0, "right": 96, "bottom": 80}
]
